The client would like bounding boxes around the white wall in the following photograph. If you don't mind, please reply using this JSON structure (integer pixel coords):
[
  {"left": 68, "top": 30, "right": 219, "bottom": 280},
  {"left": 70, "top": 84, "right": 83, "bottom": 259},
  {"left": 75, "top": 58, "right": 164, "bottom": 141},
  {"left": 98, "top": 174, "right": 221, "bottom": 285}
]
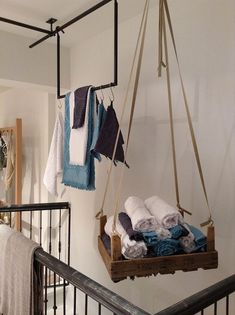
[
  {"left": 0, "top": 0, "right": 234, "bottom": 313},
  {"left": 0, "top": 88, "right": 54, "bottom": 203},
  {"left": 0, "top": 29, "right": 70, "bottom": 89},
  {"left": 60, "top": 0, "right": 235, "bottom": 313}
]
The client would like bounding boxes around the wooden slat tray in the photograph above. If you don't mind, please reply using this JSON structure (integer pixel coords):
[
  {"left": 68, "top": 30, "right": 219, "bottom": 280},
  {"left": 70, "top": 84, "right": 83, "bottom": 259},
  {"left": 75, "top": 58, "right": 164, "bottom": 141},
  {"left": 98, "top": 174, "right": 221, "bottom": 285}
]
[
  {"left": 98, "top": 216, "right": 218, "bottom": 282},
  {"left": 98, "top": 236, "right": 218, "bottom": 282}
]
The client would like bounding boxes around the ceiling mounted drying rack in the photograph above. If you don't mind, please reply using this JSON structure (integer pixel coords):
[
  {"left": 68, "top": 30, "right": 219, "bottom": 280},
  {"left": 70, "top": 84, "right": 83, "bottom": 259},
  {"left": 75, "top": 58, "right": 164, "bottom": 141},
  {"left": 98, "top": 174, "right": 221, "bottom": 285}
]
[{"left": 0, "top": 0, "right": 118, "bottom": 99}]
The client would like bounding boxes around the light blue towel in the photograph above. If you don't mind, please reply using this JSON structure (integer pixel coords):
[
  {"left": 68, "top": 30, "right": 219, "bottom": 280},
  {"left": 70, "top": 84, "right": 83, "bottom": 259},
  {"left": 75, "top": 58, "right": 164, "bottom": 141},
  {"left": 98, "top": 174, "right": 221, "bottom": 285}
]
[
  {"left": 189, "top": 225, "right": 207, "bottom": 249},
  {"left": 152, "top": 239, "right": 180, "bottom": 256},
  {"left": 62, "top": 91, "right": 95, "bottom": 190},
  {"left": 142, "top": 231, "right": 158, "bottom": 246},
  {"left": 169, "top": 224, "right": 189, "bottom": 240}
]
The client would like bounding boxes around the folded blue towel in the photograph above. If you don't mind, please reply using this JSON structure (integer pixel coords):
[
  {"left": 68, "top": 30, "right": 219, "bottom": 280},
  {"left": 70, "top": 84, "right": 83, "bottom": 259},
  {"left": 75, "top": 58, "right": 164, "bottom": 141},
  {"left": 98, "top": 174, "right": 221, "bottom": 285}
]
[
  {"left": 152, "top": 239, "right": 180, "bottom": 256},
  {"left": 142, "top": 231, "right": 158, "bottom": 246},
  {"left": 189, "top": 225, "right": 207, "bottom": 248},
  {"left": 62, "top": 91, "right": 96, "bottom": 190},
  {"left": 169, "top": 224, "right": 189, "bottom": 240}
]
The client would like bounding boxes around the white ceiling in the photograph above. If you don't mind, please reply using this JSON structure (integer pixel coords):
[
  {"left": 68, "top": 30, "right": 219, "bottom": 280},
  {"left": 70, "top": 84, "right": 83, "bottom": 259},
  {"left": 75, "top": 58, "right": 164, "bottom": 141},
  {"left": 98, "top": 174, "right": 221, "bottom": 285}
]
[
  {"left": 0, "top": 0, "right": 148, "bottom": 47},
  {"left": 0, "top": 0, "right": 150, "bottom": 92}
]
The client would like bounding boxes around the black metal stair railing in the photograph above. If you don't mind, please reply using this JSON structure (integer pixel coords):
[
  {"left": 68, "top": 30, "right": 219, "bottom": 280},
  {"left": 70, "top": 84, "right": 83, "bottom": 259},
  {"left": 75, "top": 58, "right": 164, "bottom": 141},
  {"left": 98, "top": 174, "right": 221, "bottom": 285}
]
[
  {"left": 35, "top": 247, "right": 151, "bottom": 315},
  {"left": 1, "top": 202, "right": 235, "bottom": 315},
  {"left": 35, "top": 245, "right": 235, "bottom": 315},
  {"left": 155, "top": 274, "right": 235, "bottom": 315}
]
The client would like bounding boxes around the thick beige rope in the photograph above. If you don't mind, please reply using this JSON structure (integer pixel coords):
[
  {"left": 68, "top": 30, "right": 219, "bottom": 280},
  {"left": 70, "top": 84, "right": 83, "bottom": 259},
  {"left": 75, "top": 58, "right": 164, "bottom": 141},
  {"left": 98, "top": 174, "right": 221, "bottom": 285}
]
[{"left": 163, "top": 0, "right": 213, "bottom": 226}]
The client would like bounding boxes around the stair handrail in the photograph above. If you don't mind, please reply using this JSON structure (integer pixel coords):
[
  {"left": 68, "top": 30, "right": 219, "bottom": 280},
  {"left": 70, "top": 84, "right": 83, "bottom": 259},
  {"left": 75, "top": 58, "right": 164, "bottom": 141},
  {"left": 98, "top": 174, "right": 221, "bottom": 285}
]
[
  {"left": 35, "top": 247, "right": 151, "bottom": 315},
  {"left": 155, "top": 274, "right": 235, "bottom": 315}
]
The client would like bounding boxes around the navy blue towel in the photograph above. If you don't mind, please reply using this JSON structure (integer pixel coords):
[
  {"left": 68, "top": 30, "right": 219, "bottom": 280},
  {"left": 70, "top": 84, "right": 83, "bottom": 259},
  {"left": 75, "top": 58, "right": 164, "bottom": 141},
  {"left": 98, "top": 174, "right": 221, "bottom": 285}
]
[
  {"left": 72, "top": 86, "right": 91, "bottom": 129},
  {"left": 94, "top": 102, "right": 127, "bottom": 166},
  {"left": 118, "top": 212, "right": 144, "bottom": 242},
  {"left": 101, "top": 233, "right": 111, "bottom": 255}
]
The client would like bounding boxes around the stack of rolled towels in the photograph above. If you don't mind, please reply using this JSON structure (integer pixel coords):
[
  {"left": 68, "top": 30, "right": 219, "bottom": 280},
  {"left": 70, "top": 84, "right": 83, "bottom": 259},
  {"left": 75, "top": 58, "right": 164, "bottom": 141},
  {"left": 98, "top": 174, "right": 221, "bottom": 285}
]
[{"left": 102, "top": 196, "right": 207, "bottom": 260}]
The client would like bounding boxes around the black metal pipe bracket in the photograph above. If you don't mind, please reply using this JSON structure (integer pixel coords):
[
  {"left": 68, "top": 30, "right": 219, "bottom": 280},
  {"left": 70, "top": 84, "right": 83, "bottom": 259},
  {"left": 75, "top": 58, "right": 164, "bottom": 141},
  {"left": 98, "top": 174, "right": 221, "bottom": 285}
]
[{"left": 55, "top": 0, "right": 118, "bottom": 99}]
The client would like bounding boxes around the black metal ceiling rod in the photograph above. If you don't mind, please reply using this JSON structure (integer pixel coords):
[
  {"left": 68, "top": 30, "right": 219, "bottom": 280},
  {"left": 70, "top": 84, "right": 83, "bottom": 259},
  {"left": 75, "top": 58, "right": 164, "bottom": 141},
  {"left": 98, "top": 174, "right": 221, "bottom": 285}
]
[
  {"left": 0, "top": 16, "right": 51, "bottom": 34},
  {"left": 0, "top": 0, "right": 118, "bottom": 99},
  {"left": 56, "top": 0, "right": 118, "bottom": 99},
  {"left": 29, "top": 0, "right": 113, "bottom": 49}
]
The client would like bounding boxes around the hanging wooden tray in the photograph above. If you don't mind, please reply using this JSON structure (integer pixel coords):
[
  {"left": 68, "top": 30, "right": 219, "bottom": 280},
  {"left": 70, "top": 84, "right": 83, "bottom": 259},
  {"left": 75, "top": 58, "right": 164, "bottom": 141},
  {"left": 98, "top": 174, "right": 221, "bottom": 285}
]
[{"left": 98, "top": 216, "right": 218, "bottom": 282}]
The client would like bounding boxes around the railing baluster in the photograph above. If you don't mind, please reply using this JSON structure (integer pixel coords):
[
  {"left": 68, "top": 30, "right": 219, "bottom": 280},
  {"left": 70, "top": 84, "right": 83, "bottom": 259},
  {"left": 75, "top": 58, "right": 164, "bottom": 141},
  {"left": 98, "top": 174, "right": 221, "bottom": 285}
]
[
  {"left": 49, "top": 211, "right": 52, "bottom": 286},
  {"left": 20, "top": 212, "right": 22, "bottom": 232},
  {"left": 53, "top": 272, "right": 57, "bottom": 314},
  {"left": 39, "top": 210, "right": 42, "bottom": 246},
  {"left": 63, "top": 279, "right": 66, "bottom": 315},
  {"left": 85, "top": 294, "right": 88, "bottom": 315},
  {"left": 214, "top": 301, "right": 217, "bottom": 315},
  {"left": 74, "top": 287, "right": 77, "bottom": 315},
  {"left": 58, "top": 209, "right": 62, "bottom": 285},
  {"left": 226, "top": 295, "right": 229, "bottom": 315},
  {"left": 44, "top": 267, "right": 48, "bottom": 315},
  {"left": 98, "top": 302, "right": 101, "bottom": 315},
  {"left": 29, "top": 210, "right": 33, "bottom": 239},
  {"left": 68, "top": 206, "right": 71, "bottom": 266},
  {"left": 59, "top": 209, "right": 62, "bottom": 261}
]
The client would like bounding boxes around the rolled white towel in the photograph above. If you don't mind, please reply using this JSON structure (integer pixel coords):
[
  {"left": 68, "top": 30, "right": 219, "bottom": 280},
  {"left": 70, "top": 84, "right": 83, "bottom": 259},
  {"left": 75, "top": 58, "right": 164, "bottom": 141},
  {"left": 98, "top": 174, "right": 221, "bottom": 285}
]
[
  {"left": 145, "top": 196, "right": 183, "bottom": 229},
  {"left": 104, "top": 216, "right": 147, "bottom": 259},
  {"left": 179, "top": 224, "right": 196, "bottom": 253},
  {"left": 124, "top": 196, "right": 157, "bottom": 232}
]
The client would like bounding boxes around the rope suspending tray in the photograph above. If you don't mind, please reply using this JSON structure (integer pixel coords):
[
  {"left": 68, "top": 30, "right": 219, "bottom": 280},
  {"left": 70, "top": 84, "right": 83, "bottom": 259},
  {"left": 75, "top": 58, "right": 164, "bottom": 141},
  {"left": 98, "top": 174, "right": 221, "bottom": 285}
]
[{"left": 98, "top": 0, "right": 218, "bottom": 282}]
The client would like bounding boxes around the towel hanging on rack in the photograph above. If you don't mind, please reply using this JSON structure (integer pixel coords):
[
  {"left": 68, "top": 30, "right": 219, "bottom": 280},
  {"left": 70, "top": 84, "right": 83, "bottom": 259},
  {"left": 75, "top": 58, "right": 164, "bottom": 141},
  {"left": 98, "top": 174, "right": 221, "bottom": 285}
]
[
  {"left": 62, "top": 90, "right": 96, "bottom": 190},
  {"left": 90, "top": 100, "right": 107, "bottom": 161},
  {"left": 93, "top": 101, "right": 127, "bottom": 166},
  {"left": 72, "top": 85, "right": 91, "bottom": 129},
  {"left": 69, "top": 87, "right": 92, "bottom": 166},
  {"left": 43, "top": 112, "right": 64, "bottom": 196}
]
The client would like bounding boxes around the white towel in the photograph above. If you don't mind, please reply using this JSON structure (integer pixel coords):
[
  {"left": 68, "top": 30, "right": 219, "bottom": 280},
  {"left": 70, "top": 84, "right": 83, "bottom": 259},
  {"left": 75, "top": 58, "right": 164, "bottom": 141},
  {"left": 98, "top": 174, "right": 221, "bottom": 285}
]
[
  {"left": 105, "top": 216, "right": 147, "bottom": 259},
  {"left": 145, "top": 196, "right": 182, "bottom": 229},
  {"left": 0, "top": 225, "right": 42, "bottom": 315},
  {"left": 125, "top": 196, "right": 157, "bottom": 232},
  {"left": 43, "top": 112, "right": 64, "bottom": 196},
  {"left": 69, "top": 87, "right": 91, "bottom": 166},
  {"left": 179, "top": 224, "right": 195, "bottom": 253}
]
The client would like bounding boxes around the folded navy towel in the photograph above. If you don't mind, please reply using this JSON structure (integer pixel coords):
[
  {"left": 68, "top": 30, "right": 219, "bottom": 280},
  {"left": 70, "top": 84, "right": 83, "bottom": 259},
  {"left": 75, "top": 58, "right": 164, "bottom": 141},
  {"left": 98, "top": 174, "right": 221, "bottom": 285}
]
[
  {"left": 101, "top": 233, "right": 111, "bottom": 255},
  {"left": 94, "top": 102, "right": 127, "bottom": 166},
  {"left": 169, "top": 224, "right": 189, "bottom": 240},
  {"left": 142, "top": 231, "right": 158, "bottom": 246},
  {"left": 118, "top": 212, "right": 144, "bottom": 242},
  {"left": 152, "top": 239, "right": 180, "bottom": 256},
  {"left": 72, "top": 86, "right": 91, "bottom": 129}
]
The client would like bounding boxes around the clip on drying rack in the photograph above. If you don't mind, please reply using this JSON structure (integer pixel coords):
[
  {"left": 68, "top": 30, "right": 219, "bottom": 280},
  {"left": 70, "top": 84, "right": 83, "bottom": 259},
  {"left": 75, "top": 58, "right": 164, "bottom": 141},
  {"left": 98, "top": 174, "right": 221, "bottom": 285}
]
[{"left": 0, "top": 0, "right": 118, "bottom": 99}]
